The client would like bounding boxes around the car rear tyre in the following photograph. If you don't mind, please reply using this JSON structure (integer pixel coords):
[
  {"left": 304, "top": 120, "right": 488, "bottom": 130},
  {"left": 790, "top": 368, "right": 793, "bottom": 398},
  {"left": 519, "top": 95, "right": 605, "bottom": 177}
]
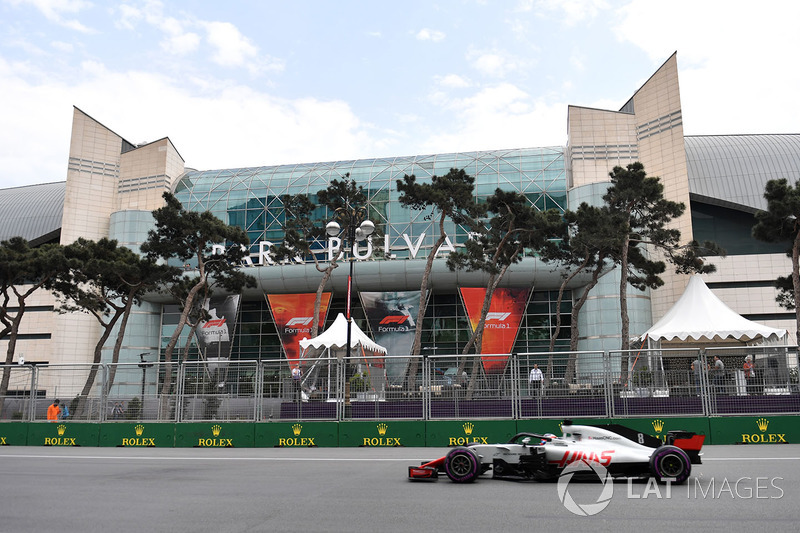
[
  {"left": 649, "top": 445, "right": 691, "bottom": 484},
  {"left": 444, "top": 447, "right": 480, "bottom": 483}
]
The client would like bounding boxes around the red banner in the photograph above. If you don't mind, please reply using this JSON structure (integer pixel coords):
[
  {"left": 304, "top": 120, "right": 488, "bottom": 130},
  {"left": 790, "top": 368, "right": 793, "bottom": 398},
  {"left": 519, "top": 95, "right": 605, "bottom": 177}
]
[
  {"left": 459, "top": 287, "right": 530, "bottom": 374},
  {"left": 266, "top": 293, "right": 332, "bottom": 369}
]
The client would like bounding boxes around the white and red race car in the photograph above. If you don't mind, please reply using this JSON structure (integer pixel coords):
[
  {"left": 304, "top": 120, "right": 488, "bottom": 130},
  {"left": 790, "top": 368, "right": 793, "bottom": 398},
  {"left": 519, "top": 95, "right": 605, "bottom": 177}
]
[{"left": 408, "top": 420, "right": 704, "bottom": 484}]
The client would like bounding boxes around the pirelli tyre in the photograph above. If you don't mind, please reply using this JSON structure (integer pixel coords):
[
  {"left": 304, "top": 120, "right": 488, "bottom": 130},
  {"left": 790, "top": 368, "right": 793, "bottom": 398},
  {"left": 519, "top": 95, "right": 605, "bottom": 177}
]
[
  {"left": 444, "top": 446, "right": 480, "bottom": 483},
  {"left": 649, "top": 445, "right": 691, "bottom": 484}
]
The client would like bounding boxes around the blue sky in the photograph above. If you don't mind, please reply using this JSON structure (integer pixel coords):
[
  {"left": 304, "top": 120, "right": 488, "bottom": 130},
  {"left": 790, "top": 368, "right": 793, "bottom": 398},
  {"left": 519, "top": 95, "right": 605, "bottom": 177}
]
[{"left": 2, "top": 0, "right": 799, "bottom": 188}]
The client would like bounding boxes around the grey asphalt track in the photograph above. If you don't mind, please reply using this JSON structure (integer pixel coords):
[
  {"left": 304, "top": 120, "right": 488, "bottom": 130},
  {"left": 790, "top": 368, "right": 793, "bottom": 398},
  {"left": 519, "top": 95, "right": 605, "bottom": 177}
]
[{"left": 0, "top": 444, "right": 797, "bottom": 533}]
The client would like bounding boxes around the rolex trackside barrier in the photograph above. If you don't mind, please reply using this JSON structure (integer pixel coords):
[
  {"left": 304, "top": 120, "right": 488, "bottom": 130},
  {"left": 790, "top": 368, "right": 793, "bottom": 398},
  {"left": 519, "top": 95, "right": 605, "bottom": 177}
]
[
  {"left": 1, "top": 346, "right": 797, "bottom": 424},
  {"left": 3, "top": 416, "right": 800, "bottom": 446}
]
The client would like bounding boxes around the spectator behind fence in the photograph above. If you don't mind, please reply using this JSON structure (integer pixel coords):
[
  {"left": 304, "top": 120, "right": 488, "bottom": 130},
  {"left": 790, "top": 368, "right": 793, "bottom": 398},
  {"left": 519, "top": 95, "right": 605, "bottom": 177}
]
[
  {"left": 47, "top": 399, "right": 61, "bottom": 422},
  {"left": 712, "top": 355, "right": 725, "bottom": 394},
  {"left": 691, "top": 359, "right": 702, "bottom": 396},
  {"left": 529, "top": 364, "right": 543, "bottom": 396},
  {"left": 743, "top": 355, "right": 756, "bottom": 395}
]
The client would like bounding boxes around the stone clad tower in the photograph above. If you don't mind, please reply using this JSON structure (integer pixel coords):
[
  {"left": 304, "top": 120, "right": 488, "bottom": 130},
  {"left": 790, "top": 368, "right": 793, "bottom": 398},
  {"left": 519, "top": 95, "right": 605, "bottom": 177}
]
[{"left": 54, "top": 108, "right": 184, "bottom": 373}]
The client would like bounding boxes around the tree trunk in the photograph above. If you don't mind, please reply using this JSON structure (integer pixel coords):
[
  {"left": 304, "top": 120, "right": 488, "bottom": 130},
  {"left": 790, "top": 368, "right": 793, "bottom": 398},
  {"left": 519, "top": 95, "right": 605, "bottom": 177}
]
[
  {"left": 550, "top": 258, "right": 589, "bottom": 352},
  {"left": 407, "top": 226, "right": 447, "bottom": 393},
  {"left": 312, "top": 264, "right": 335, "bottom": 338},
  {"left": 564, "top": 262, "right": 605, "bottom": 383},
  {"left": 106, "top": 293, "right": 137, "bottom": 394},
  {"left": 75, "top": 310, "right": 122, "bottom": 419},
  {"left": 0, "top": 305, "right": 25, "bottom": 417},
  {"left": 793, "top": 232, "right": 800, "bottom": 344},
  {"left": 159, "top": 275, "right": 206, "bottom": 419},
  {"left": 619, "top": 234, "right": 631, "bottom": 351}
]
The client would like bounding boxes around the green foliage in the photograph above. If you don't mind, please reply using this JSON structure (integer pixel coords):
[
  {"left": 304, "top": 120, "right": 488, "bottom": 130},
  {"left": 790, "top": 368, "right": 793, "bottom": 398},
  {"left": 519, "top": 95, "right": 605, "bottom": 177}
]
[
  {"left": 0, "top": 237, "right": 68, "bottom": 347},
  {"left": 349, "top": 371, "right": 370, "bottom": 393},
  {"left": 631, "top": 365, "right": 654, "bottom": 387},
  {"left": 753, "top": 178, "right": 800, "bottom": 244},
  {"left": 125, "top": 397, "right": 142, "bottom": 420},
  {"left": 603, "top": 162, "right": 685, "bottom": 291},
  {"left": 753, "top": 179, "right": 800, "bottom": 319},
  {"left": 446, "top": 189, "right": 565, "bottom": 275},
  {"left": 141, "top": 192, "right": 256, "bottom": 364},
  {"left": 69, "top": 396, "right": 80, "bottom": 416},
  {"left": 396, "top": 168, "right": 485, "bottom": 227},
  {"left": 57, "top": 238, "right": 178, "bottom": 320},
  {"left": 601, "top": 162, "right": 724, "bottom": 351},
  {"left": 0, "top": 238, "right": 58, "bottom": 403}
]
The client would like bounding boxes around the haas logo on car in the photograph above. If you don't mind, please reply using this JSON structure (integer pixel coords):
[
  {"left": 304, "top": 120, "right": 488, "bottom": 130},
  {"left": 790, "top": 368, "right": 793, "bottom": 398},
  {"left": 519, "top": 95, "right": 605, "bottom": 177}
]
[{"left": 551, "top": 450, "right": 614, "bottom": 468}]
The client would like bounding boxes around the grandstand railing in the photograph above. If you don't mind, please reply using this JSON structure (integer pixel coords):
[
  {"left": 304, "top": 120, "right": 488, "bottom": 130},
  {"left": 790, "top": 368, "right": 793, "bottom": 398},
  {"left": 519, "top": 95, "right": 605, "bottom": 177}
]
[{"left": 1, "top": 346, "right": 798, "bottom": 422}]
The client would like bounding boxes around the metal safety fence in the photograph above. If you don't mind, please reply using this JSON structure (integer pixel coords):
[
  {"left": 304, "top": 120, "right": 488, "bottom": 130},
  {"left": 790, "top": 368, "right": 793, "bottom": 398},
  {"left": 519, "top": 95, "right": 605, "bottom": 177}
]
[{"left": 1, "top": 345, "right": 798, "bottom": 422}]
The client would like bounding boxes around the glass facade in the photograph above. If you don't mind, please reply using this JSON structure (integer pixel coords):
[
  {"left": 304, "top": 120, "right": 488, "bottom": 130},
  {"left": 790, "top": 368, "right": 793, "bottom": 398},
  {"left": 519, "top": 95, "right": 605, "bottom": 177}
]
[
  {"left": 691, "top": 201, "right": 788, "bottom": 255},
  {"left": 164, "top": 147, "right": 570, "bottom": 361},
  {"left": 174, "top": 147, "right": 567, "bottom": 259},
  {"left": 160, "top": 290, "right": 572, "bottom": 362}
]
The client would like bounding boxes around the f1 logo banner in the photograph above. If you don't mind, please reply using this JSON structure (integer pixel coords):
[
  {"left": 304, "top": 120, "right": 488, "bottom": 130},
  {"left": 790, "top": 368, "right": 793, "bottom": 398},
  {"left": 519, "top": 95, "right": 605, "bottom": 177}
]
[
  {"left": 197, "top": 295, "right": 241, "bottom": 360},
  {"left": 459, "top": 287, "right": 530, "bottom": 374},
  {"left": 360, "top": 291, "right": 421, "bottom": 386},
  {"left": 266, "top": 293, "right": 332, "bottom": 369}
]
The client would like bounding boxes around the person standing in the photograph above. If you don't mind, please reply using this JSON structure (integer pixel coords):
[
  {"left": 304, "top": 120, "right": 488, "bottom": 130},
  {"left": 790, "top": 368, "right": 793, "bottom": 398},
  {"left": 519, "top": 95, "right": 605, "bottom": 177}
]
[
  {"left": 47, "top": 399, "right": 61, "bottom": 422},
  {"left": 529, "top": 364, "right": 543, "bottom": 396},
  {"left": 691, "top": 359, "right": 703, "bottom": 396},
  {"left": 743, "top": 355, "right": 756, "bottom": 395},
  {"left": 712, "top": 355, "right": 726, "bottom": 394}
]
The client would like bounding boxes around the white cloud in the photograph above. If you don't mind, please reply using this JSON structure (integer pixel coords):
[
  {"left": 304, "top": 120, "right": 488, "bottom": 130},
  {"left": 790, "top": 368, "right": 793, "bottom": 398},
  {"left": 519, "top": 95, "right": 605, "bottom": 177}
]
[
  {"left": 422, "top": 83, "right": 567, "bottom": 153},
  {"left": 415, "top": 28, "right": 446, "bottom": 42},
  {"left": 533, "top": 0, "right": 610, "bottom": 25},
  {"left": 202, "top": 21, "right": 258, "bottom": 67},
  {"left": 9, "top": 0, "right": 95, "bottom": 32},
  {"left": 0, "top": 56, "right": 391, "bottom": 187},
  {"left": 161, "top": 28, "right": 201, "bottom": 56},
  {"left": 468, "top": 48, "right": 525, "bottom": 78},
  {"left": 437, "top": 74, "right": 472, "bottom": 89},
  {"left": 112, "top": 3, "right": 281, "bottom": 73},
  {"left": 114, "top": 4, "right": 141, "bottom": 30},
  {"left": 615, "top": 0, "right": 800, "bottom": 135},
  {"left": 50, "top": 40, "right": 74, "bottom": 53}
]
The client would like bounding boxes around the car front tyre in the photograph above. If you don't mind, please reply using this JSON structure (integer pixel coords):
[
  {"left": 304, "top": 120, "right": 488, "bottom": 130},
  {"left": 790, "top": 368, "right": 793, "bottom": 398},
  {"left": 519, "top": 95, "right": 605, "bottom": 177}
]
[{"left": 444, "top": 447, "right": 480, "bottom": 483}]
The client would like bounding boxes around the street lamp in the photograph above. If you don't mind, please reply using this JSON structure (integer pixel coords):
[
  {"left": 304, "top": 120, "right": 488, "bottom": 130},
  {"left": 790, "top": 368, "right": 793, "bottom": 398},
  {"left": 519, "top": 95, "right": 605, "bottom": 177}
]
[
  {"left": 326, "top": 206, "right": 375, "bottom": 366},
  {"left": 138, "top": 353, "right": 153, "bottom": 413}
]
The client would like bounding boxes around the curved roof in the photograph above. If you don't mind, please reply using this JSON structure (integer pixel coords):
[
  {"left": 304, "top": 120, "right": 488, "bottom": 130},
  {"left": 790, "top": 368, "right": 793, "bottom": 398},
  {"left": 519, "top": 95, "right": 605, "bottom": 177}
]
[
  {"left": 686, "top": 134, "right": 800, "bottom": 212},
  {"left": 0, "top": 182, "right": 65, "bottom": 245}
]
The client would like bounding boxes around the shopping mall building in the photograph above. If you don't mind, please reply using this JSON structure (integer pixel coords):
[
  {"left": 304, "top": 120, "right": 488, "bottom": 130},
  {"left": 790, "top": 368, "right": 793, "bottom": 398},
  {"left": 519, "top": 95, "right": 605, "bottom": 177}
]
[{"left": 2, "top": 53, "right": 799, "bottom": 373}]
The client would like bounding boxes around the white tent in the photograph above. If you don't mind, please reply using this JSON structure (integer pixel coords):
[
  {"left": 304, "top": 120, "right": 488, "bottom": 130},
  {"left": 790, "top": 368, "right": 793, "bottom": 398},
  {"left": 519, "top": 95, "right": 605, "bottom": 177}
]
[
  {"left": 298, "top": 313, "right": 388, "bottom": 401},
  {"left": 637, "top": 275, "right": 788, "bottom": 345},
  {"left": 299, "top": 313, "right": 387, "bottom": 357}
]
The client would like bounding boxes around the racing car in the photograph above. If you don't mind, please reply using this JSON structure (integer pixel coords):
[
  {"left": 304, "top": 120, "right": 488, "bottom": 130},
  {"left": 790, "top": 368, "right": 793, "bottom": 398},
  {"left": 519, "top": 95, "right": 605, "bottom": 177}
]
[{"left": 408, "top": 420, "right": 704, "bottom": 484}]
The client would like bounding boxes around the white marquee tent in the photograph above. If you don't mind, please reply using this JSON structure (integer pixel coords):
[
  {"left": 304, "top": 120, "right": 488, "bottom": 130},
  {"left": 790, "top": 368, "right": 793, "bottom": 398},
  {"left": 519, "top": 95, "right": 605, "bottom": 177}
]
[
  {"left": 298, "top": 313, "right": 388, "bottom": 401},
  {"left": 636, "top": 275, "right": 788, "bottom": 346},
  {"left": 299, "top": 313, "right": 387, "bottom": 358}
]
